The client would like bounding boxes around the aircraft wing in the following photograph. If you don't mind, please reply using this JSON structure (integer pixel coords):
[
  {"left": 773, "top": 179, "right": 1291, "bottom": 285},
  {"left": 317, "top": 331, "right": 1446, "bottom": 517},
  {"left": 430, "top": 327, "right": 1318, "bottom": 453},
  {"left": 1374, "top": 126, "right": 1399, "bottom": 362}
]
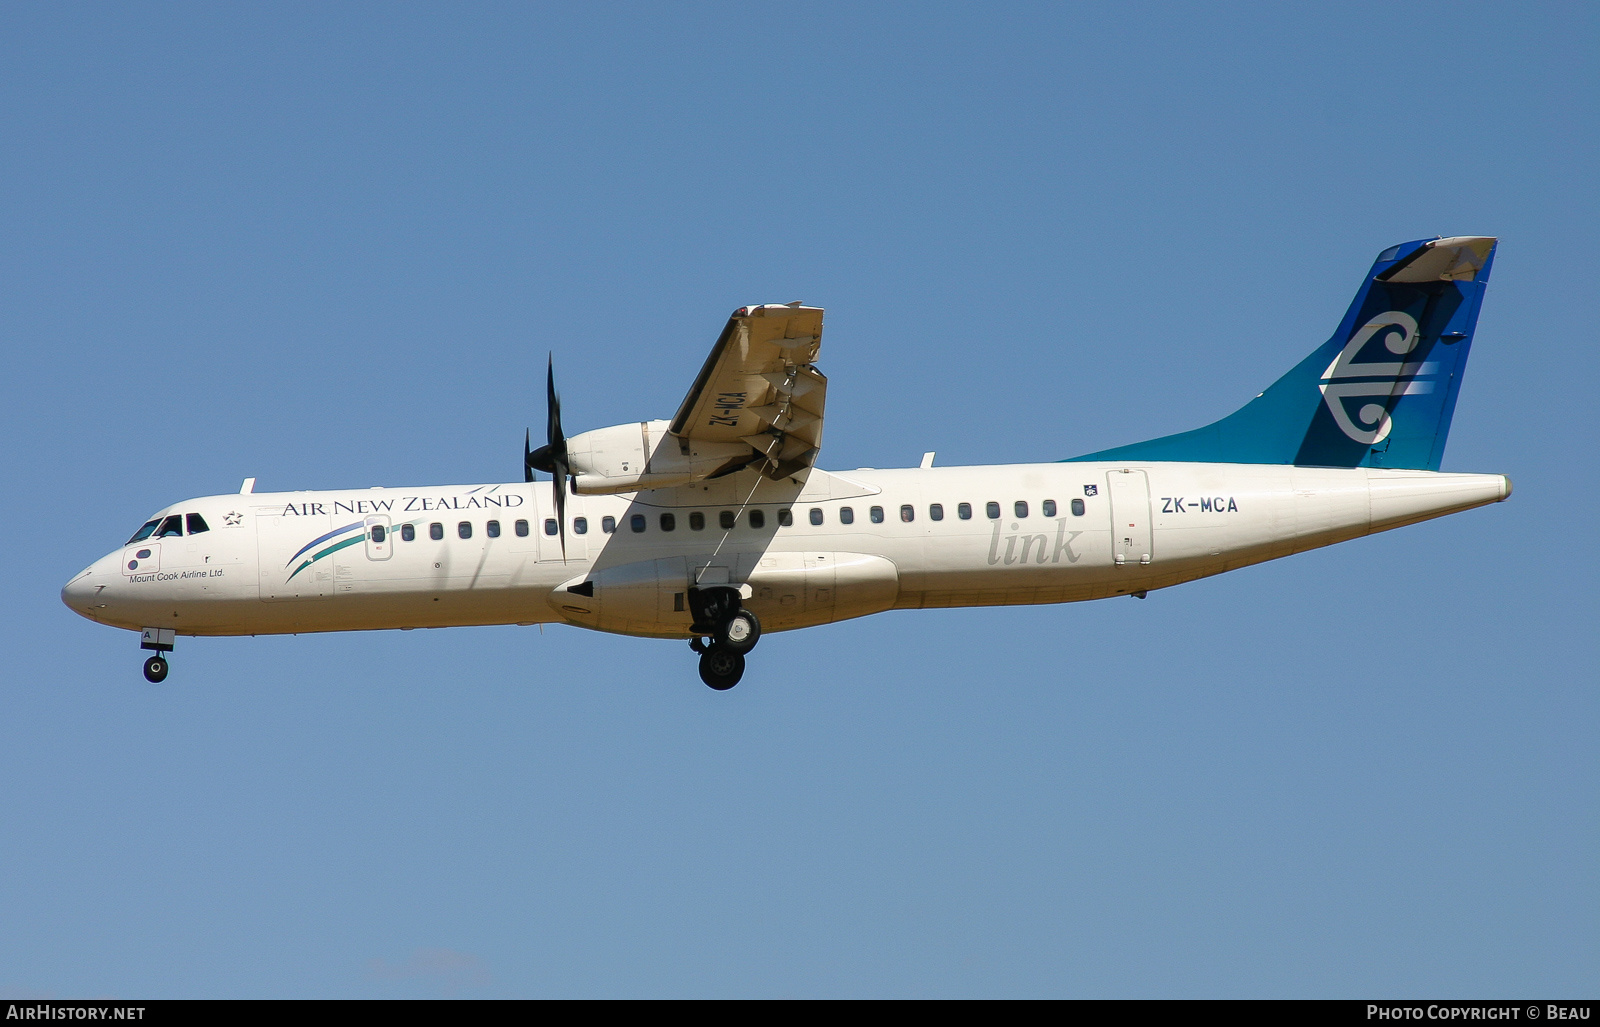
[{"left": 670, "top": 303, "right": 827, "bottom": 481}]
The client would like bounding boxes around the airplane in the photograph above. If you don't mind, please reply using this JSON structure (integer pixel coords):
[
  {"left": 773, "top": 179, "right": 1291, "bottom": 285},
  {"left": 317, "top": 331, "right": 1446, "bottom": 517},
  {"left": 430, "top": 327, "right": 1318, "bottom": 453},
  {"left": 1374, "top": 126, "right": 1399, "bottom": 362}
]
[{"left": 62, "top": 236, "right": 1510, "bottom": 690}]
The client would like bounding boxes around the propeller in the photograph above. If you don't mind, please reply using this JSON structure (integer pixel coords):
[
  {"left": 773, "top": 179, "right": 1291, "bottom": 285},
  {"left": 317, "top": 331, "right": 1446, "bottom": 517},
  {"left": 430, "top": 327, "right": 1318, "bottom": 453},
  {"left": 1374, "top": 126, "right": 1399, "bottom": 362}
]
[{"left": 523, "top": 355, "right": 571, "bottom": 560}]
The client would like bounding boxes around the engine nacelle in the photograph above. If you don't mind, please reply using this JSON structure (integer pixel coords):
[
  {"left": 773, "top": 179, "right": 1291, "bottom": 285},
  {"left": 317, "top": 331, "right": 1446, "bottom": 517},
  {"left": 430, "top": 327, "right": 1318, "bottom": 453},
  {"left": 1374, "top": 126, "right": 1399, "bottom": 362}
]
[{"left": 566, "top": 420, "right": 755, "bottom": 494}]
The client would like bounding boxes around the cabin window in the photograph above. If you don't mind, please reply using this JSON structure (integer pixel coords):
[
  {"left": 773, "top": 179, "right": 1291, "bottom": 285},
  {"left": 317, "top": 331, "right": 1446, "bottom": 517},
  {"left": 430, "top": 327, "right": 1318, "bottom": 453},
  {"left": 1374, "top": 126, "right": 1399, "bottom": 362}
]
[
  {"left": 719, "top": 510, "right": 736, "bottom": 530},
  {"left": 870, "top": 506, "right": 885, "bottom": 524},
  {"left": 1014, "top": 501, "right": 1029, "bottom": 519},
  {"left": 430, "top": 522, "right": 444, "bottom": 541},
  {"left": 458, "top": 521, "right": 472, "bottom": 539},
  {"left": 809, "top": 508, "right": 823, "bottom": 525},
  {"left": 660, "top": 513, "right": 676, "bottom": 532},
  {"left": 840, "top": 506, "right": 854, "bottom": 524},
  {"left": 750, "top": 510, "right": 765, "bottom": 529},
  {"left": 186, "top": 513, "right": 210, "bottom": 534},
  {"left": 127, "top": 519, "right": 161, "bottom": 544},
  {"left": 370, "top": 524, "right": 386, "bottom": 543},
  {"left": 401, "top": 523, "right": 415, "bottom": 542},
  {"left": 487, "top": 520, "right": 501, "bottom": 538},
  {"left": 630, "top": 514, "right": 646, "bottom": 533},
  {"left": 1042, "top": 499, "right": 1057, "bottom": 517},
  {"left": 689, "top": 511, "right": 705, "bottom": 531},
  {"left": 601, "top": 516, "right": 616, "bottom": 533},
  {"left": 1071, "top": 498, "right": 1085, "bottom": 516},
  {"left": 778, "top": 508, "right": 793, "bottom": 527},
  {"left": 957, "top": 503, "right": 972, "bottom": 520},
  {"left": 156, "top": 515, "right": 184, "bottom": 538},
  {"left": 544, "top": 519, "right": 558, "bottom": 536},
  {"left": 900, "top": 505, "right": 915, "bottom": 523},
  {"left": 929, "top": 503, "right": 944, "bottom": 521},
  {"left": 573, "top": 517, "right": 587, "bottom": 535},
  {"left": 985, "top": 502, "right": 1000, "bottom": 520},
  {"left": 515, "top": 519, "right": 529, "bottom": 537}
]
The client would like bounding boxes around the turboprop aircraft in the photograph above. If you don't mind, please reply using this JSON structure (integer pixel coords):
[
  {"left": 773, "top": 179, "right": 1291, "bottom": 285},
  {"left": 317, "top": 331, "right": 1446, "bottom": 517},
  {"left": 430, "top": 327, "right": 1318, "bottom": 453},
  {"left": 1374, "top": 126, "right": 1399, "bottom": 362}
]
[{"left": 63, "top": 236, "right": 1510, "bottom": 690}]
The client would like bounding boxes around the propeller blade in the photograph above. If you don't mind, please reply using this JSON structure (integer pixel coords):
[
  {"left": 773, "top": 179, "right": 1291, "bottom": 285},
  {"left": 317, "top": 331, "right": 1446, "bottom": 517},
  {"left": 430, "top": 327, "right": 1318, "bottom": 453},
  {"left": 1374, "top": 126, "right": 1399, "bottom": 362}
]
[
  {"left": 552, "top": 453, "right": 568, "bottom": 562},
  {"left": 547, "top": 355, "right": 565, "bottom": 456},
  {"left": 546, "top": 355, "right": 569, "bottom": 561},
  {"left": 524, "top": 354, "right": 569, "bottom": 480}
]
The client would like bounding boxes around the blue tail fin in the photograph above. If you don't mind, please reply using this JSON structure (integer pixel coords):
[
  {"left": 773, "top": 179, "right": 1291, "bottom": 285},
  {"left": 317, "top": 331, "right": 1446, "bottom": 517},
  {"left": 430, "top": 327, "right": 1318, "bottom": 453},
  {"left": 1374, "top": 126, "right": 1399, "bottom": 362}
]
[{"left": 1066, "top": 237, "right": 1497, "bottom": 470}]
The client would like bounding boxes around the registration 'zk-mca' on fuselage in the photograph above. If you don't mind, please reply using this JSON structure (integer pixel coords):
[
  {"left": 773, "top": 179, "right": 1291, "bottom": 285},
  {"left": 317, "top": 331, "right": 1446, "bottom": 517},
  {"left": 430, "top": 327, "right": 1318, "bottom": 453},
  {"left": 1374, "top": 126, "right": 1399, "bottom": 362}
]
[{"left": 63, "top": 237, "right": 1511, "bottom": 690}]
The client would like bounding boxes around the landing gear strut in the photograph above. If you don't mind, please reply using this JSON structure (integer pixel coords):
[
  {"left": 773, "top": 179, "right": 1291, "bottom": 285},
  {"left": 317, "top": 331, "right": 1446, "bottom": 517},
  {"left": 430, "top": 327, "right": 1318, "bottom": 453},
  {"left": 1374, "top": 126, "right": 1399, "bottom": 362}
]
[
  {"left": 687, "top": 586, "right": 761, "bottom": 690},
  {"left": 140, "top": 626, "right": 174, "bottom": 683}
]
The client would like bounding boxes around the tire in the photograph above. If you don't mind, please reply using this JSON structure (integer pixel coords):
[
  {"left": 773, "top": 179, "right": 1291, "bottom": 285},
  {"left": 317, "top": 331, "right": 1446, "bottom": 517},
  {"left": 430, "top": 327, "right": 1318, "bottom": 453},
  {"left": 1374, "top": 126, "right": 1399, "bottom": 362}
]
[
  {"left": 698, "top": 646, "right": 745, "bottom": 690},
  {"left": 143, "top": 656, "right": 168, "bottom": 683},
  {"left": 716, "top": 608, "right": 761, "bottom": 654}
]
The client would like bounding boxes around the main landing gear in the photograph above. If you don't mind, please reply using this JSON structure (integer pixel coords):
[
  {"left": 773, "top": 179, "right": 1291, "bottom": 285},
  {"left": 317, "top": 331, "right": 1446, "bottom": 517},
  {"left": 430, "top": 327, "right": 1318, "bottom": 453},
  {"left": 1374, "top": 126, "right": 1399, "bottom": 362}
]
[
  {"left": 687, "top": 587, "right": 761, "bottom": 690},
  {"left": 140, "top": 627, "right": 175, "bottom": 683}
]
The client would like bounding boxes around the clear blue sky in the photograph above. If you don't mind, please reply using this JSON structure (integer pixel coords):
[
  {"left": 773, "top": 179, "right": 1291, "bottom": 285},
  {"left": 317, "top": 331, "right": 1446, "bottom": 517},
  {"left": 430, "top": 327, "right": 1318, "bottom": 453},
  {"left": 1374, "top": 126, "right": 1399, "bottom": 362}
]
[{"left": 2, "top": 1, "right": 1595, "bottom": 998}]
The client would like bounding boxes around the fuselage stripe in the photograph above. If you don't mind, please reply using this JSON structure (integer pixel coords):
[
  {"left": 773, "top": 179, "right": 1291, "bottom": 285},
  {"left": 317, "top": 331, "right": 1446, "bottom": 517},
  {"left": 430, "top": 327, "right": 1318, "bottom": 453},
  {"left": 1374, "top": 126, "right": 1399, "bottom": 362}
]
[
  {"left": 285, "top": 521, "right": 364, "bottom": 566},
  {"left": 285, "top": 533, "right": 366, "bottom": 581}
]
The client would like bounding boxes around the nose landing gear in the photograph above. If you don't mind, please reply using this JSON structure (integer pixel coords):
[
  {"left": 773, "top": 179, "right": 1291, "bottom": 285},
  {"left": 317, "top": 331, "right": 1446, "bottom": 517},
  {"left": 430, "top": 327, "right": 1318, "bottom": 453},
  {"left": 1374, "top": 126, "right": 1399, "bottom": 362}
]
[
  {"left": 140, "top": 626, "right": 175, "bottom": 683},
  {"left": 687, "top": 587, "right": 761, "bottom": 690}
]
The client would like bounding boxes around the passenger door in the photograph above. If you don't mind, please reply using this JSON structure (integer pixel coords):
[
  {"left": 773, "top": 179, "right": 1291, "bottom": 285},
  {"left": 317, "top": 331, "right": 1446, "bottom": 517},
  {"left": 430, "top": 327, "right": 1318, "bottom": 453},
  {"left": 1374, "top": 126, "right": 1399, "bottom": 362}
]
[{"left": 1107, "top": 468, "right": 1153, "bottom": 566}]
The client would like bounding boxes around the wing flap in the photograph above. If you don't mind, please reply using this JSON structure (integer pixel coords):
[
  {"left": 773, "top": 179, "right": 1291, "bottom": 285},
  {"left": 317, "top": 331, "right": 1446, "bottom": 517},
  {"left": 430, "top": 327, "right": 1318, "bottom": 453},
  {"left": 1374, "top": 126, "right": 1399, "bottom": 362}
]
[{"left": 671, "top": 303, "right": 827, "bottom": 480}]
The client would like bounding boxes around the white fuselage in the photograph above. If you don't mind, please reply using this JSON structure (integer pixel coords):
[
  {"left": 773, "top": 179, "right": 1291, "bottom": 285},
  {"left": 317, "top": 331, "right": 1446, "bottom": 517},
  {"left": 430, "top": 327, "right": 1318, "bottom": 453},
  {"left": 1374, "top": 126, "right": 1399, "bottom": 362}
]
[{"left": 61, "top": 462, "right": 1510, "bottom": 641}]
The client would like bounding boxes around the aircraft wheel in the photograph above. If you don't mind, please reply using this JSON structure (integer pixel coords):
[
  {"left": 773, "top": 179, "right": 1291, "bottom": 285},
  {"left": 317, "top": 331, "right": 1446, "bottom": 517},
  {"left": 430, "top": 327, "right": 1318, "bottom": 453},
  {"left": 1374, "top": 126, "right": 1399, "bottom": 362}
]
[
  {"left": 143, "top": 656, "right": 169, "bottom": 683},
  {"left": 716, "top": 608, "right": 761, "bottom": 654},
  {"left": 698, "top": 646, "right": 744, "bottom": 690}
]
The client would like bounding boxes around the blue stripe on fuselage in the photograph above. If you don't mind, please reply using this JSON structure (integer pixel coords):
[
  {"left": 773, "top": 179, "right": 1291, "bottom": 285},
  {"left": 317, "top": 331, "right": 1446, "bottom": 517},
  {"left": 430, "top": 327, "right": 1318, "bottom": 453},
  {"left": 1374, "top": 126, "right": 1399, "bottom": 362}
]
[{"left": 285, "top": 521, "right": 363, "bottom": 566}]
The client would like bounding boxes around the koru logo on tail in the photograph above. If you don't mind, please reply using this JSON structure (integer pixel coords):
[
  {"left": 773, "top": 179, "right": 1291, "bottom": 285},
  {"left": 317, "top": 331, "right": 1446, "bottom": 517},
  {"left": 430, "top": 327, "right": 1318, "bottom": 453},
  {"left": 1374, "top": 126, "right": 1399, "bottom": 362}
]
[{"left": 1319, "top": 311, "right": 1439, "bottom": 444}]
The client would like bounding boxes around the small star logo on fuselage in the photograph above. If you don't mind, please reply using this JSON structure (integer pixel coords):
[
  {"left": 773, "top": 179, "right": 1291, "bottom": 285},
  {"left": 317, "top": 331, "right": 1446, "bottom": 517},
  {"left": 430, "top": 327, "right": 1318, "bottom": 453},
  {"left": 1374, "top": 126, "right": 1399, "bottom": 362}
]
[{"left": 224, "top": 511, "right": 243, "bottom": 526}]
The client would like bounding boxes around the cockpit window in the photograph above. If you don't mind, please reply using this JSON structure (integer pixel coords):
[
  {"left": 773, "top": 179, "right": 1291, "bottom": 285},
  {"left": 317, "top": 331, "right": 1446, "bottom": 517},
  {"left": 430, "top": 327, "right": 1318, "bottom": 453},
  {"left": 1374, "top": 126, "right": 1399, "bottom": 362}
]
[
  {"left": 186, "top": 513, "right": 210, "bottom": 535},
  {"left": 156, "top": 515, "right": 184, "bottom": 538},
  {"left": 127, "top": 519, "right": 161, "bottom": 544}
]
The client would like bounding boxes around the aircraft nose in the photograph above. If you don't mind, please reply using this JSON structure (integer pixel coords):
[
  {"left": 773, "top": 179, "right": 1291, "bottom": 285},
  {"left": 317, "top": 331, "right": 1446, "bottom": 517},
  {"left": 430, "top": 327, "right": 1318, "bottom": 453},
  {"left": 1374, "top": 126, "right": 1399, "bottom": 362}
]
[{"left": 61, "top": 559, "right": 110, "bottom": 619}]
